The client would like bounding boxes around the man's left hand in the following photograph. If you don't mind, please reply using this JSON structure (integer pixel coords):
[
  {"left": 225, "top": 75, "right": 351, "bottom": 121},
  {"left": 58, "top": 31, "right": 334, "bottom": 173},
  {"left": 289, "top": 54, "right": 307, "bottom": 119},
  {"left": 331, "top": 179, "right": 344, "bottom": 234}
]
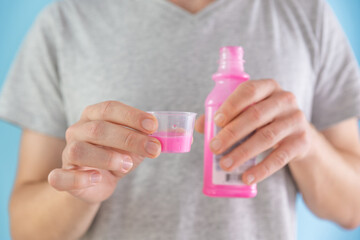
[{"left": 195, "top": 79, "right": 313, "bottom": 185}]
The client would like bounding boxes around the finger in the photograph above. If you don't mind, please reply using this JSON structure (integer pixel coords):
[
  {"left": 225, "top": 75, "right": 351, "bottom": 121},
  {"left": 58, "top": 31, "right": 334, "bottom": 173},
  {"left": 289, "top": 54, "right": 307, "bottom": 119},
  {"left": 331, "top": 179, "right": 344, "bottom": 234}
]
[
  {"left": 67, "top": 120, "right": 161, "bottom": 158},
  {"left": 242, "top": 133, "right": 309, "bottom": 184},
  {"left": 195, "top": 114, "right": 205, "bottom": 134},
  {"left": 219, "top": 110, "right": 304, "bottom": 172},
  {"left": 48, "top": 169, "right": 102, "bottom": 191},
  {"left": 214, "top": 79, "right": 280, "bottom": 127},
  {"left": 63, "top": 141, "right": 133, "bottom": 173},
  {"left": 81, "top": 101, "right": 158, "bottom": 134},
  {"left": 211, "top": 91, "right": 298, "bottom": 154},
  {"left": 105, "top": 150, "right": 145, "bottom": 178}
]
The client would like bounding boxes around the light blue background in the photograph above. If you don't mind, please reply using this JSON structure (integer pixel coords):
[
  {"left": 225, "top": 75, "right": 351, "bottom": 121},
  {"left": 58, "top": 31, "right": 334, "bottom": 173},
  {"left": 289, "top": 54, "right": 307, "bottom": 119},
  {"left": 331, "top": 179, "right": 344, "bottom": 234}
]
[{"left": 0, "top": 0, "right": 359, "bottom": 239}]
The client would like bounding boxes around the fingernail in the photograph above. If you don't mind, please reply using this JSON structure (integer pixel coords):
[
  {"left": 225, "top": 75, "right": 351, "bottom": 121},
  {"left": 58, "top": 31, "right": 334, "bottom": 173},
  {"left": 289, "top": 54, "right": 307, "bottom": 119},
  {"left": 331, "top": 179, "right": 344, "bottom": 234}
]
[
  {"left": 91, "top": 173, "right": 101, "bottom": 183},
  {"left": 214, "top": 113, "right": 225, "bottom": 125},
  {"left": 145, "top": 140, "right": 161, "bottom": 156},
  {"left": 121, "top": 155, "right": 133, "bottom": 172},
  {"left": 142, "top": 118, "right": 156, "bottom": 132},
  {"left": 210, "top": 139, "right": 222, "bottom": 151},
  {"left": 221, "top": 157, "right": 233, "bottom": 168},
  {"left": 247, "top": 174, "right": 255, "bottom": 185}
]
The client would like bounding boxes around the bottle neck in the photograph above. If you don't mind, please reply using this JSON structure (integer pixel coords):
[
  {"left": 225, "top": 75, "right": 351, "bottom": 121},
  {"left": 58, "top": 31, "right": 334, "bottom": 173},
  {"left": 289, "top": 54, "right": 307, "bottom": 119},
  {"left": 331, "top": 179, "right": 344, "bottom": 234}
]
[
  {"left": 212, "top": 46, "right": 249, "bottom": 81},
  {"left": 218, "top": 57, "right": 244, "bottom": 72}
]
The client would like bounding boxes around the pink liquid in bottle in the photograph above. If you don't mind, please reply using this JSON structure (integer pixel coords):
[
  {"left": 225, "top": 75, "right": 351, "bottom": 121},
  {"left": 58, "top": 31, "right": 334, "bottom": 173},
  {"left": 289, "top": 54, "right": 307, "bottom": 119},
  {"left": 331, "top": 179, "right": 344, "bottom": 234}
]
[
  {"left": 152, "top": 131, "right": 193, "bottom": 153},
  {"left": 203, "top": 46, "right": 257, "bottom": 198}
]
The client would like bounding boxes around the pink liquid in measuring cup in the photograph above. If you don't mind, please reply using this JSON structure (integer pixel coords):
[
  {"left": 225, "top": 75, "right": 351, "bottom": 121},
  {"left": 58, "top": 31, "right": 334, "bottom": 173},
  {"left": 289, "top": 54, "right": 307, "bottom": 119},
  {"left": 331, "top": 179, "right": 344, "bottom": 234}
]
[{"left": 151, "top": 131, "right": 192, "bottom": 153}]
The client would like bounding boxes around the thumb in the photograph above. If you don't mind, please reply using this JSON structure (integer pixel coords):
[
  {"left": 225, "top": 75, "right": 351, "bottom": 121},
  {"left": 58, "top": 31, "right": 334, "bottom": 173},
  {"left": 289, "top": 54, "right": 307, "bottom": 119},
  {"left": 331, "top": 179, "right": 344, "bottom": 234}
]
[{"left": 195, "top": 114, "right": 205, "bottom": 134}]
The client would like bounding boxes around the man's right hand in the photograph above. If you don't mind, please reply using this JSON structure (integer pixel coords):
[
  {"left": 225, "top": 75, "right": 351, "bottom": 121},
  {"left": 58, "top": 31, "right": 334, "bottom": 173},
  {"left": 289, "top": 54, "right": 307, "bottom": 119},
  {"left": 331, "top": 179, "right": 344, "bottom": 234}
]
[{"left": 48, "top": 101, "right": 161, "bottom": 203}]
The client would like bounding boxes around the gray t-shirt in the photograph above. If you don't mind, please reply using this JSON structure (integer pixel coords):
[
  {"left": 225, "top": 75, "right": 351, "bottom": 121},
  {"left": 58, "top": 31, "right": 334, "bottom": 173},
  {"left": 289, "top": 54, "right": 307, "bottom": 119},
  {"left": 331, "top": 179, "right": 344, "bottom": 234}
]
[{"left": 1, "top": 0, "right": 360, "bottom": 239}]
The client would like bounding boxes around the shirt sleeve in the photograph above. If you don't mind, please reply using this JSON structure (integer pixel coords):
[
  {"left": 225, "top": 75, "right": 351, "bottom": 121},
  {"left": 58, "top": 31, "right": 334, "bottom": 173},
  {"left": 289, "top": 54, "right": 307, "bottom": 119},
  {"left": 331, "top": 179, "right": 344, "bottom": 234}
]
[
  {"left": 311, "top": 1, "right": 360, "bottom": 130},
  {"left": 0, "top": 3, "right": 67, "bottom": 138}
]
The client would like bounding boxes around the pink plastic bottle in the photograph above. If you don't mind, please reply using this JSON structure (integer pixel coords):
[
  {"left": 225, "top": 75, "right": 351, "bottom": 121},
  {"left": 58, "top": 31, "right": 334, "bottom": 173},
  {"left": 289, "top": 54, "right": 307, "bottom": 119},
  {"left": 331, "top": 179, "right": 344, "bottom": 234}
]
[{"left": 203, "top": 46, "right": 257, "bottom": 198}]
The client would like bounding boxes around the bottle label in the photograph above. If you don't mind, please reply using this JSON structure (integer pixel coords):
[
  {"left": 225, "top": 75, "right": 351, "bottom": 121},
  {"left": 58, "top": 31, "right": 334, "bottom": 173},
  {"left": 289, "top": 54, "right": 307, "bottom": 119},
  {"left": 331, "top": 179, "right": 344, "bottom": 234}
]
[{"left": 212, "top": 126, "right": 256, "bottom": 185}]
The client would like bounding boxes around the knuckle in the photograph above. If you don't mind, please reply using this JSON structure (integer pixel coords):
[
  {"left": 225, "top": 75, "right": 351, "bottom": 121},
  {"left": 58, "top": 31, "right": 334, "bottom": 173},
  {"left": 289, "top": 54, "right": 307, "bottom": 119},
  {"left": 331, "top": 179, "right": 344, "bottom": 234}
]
[
  {"left": 86, "top": 121, "right": 105, "bottom": 139},
  {"left": 298, "top": 131, "right": 307, "bottom": 142},
  {"left": 222, "top": 126, "right": 238, "bottom": 140},
  {"left": 260, "top": 127, "right": 277, "bottom": 144},
  {"left": 272, "top": 96, "right": 283, "bottom": 109},
  {"left": 65, "top": 141, "right": 84, "bottom": 164},
  {"left": 262, "top": 162, "right": 272, "bottom": 177},
  {"left": 298, "top": 132, "right": 310, "bottom": 147},
  {"left": 243, "top": 81, "right": 257, "bottom": 98},
  {"left": 100, "top": 101, "right": 115, "bottom": 119},
  {"left": 122, "top": 109, "right": 136, "bottom": 124},
  {"left": 249, "top": 105, "right": 263, "bottom": 121},
  {"left": 235, "top": 146, "right": 250, "bottom": 161},
  {"left": 225, "top": 99, "right": 238, "bottom": 113},
  {"left": 81, "top": 105, "right": 93, "bottom": 119},
  {"left": 293, "top": 110, "right": 306, "bottom": 124},
  {"left": 273, "top": 150, "right": 289, "bottom": 167},
  {"left": 281, "top": 91, "right": 297, "bottom": 105},
  {"left": 268, "top": 78, "right": 280, "bottom": 88},
  {"left": 123, "top": 131, "right": 137, "bottom": 148}
]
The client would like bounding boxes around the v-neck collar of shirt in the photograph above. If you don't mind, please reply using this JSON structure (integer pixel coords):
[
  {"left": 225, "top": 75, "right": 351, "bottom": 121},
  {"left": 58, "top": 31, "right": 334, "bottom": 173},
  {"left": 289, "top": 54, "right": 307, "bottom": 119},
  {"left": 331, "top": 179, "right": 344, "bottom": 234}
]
[{"left": 154, "top": 0, "right": 228, "bottom": 21}]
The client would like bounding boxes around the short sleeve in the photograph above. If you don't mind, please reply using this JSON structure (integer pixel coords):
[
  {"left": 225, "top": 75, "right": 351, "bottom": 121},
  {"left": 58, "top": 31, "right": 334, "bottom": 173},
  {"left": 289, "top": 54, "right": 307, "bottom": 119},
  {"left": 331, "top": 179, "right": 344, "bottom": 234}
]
[
  {"left": 311, "top": 1, "right": 360, "bottom": 130},
  {"left": 0, "top": 3, "right": 67, "bottom": 138}
]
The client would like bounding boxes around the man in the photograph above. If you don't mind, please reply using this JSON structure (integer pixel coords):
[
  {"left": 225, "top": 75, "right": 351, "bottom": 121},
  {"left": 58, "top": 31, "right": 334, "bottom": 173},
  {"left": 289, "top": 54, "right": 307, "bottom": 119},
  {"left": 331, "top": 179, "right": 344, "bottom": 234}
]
[{"left": 1, "top": 0, "right": 360, "bottom": 239}]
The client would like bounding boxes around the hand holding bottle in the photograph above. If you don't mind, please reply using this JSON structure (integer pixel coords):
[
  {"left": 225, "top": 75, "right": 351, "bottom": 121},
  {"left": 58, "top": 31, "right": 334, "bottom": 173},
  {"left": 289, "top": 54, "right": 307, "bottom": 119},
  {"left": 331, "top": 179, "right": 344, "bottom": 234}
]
[{"left": 197, "top": 78, "right": 312, "bottom": 186}]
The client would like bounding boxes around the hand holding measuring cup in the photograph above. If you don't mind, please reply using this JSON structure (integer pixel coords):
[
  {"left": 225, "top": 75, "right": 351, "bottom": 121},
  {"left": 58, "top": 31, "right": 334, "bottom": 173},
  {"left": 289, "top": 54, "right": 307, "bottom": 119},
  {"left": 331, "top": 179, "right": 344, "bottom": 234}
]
[
  {"left": 48, "top": 102, "right": 196, "bottom": 204},
  {"left": 48, "top": 101, "right": 162, "bottom": 204}
]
